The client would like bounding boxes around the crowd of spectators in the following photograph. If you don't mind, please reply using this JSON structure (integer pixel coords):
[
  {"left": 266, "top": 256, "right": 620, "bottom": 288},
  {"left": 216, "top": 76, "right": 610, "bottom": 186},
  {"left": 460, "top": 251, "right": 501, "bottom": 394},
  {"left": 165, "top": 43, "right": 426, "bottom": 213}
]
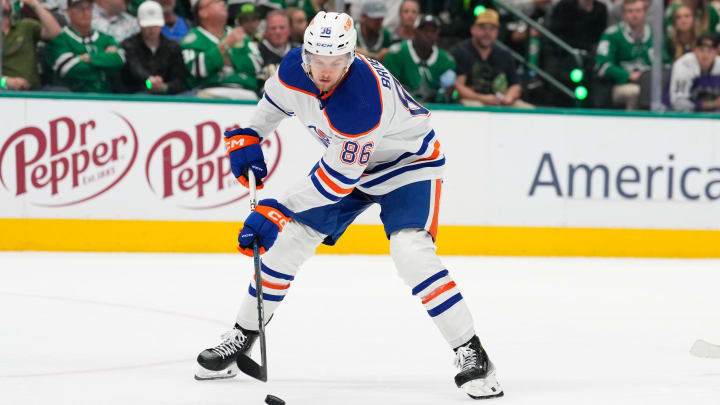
[{"left": 3, "top": 0, "right": 720, "bottom": 111}]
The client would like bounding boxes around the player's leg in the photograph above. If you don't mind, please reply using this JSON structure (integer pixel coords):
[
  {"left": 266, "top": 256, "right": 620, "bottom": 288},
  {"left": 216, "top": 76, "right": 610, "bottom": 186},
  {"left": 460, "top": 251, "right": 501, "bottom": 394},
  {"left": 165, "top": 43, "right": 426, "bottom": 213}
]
[
  {"left": 380, "top": 179, "right": 504, "bottom": 399},
  {"left": 195, "top": 220, "right": 324, "bottom": 380},
  {"left": 196, "top": 190, "right": 374, "bottom": 380}
]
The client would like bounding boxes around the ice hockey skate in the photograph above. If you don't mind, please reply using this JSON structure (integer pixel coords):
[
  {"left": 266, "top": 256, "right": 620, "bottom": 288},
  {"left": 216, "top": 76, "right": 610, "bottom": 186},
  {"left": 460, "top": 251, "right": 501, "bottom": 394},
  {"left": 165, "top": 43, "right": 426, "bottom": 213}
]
[
  {"left": 454, "top": 336, "right": 504, "bottom": 399},
  {"left": 195, "top": 324, "right": 258, "bottom": 380}
]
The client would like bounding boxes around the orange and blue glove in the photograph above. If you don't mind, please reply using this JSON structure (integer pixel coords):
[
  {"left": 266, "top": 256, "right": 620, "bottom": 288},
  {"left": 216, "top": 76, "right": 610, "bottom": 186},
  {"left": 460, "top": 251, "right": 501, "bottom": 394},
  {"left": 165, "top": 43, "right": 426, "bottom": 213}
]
[
  {"left": 238, "top": 199, "right": 293, "bottom": 256},
  {"left": 224, "top": 127, "right": 267, "bottom": 189}
]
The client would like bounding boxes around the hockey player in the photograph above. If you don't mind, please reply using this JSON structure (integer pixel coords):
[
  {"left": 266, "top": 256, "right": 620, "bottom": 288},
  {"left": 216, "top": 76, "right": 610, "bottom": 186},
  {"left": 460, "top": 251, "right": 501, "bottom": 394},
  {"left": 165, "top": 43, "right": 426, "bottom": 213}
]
[{"left": 194, "top": 11, "right": 504, "bottom": 400}]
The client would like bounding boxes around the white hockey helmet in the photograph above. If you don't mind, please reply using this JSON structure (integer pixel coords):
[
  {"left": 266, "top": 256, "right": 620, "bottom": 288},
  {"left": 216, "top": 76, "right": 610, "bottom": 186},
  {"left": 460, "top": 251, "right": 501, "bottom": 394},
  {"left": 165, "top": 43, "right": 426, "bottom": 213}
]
[{"left": 302, "top": 11, "right": 357, "bottom": 68}]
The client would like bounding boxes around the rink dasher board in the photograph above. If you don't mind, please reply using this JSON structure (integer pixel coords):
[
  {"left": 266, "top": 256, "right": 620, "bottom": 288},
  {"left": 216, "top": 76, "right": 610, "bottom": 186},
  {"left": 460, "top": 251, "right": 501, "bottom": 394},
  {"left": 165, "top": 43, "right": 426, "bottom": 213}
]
[{"left": 0, "top": 94, "right": 718, "bottom": 257}]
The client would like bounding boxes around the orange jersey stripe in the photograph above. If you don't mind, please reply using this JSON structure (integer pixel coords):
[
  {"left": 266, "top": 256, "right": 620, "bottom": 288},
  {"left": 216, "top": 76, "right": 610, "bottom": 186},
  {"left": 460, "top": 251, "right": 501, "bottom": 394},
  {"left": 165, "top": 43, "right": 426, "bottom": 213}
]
[
  {"left": 428, "top": 179, "right": 442, "bottom": 240},
  {"left": 253, "top": 274, "right": 291, "bottom": 290},
  {"left": 316, "top": 167, "right": 354, "bottom": 194},
  {"left": 413, "top": 141, "right": 441, "bottom": 163},
  {"left": 421, "top": 281, "right": 456, "bottom": 304},
  {"left": 278, "top": 75, "right": 317, "bottom": 98}
]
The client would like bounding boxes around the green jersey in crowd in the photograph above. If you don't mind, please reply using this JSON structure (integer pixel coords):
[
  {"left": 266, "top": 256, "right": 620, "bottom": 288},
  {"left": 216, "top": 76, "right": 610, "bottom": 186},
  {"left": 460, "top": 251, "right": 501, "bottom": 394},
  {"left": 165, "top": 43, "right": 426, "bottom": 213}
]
[
  {"left": 45, "top": 26, "right": 125, "bottom": 93},
  {"left": 383, "top": 40, "right": 456, "bottom": 103},
  {"left": 181, "top": 27, "right": 260, "bottom": 92},
  {"left": 355, "top": 22, "right": 393, "bottom": 54},
  {"left": 595, "top": 22, "right": 669, "bottom": 84}
]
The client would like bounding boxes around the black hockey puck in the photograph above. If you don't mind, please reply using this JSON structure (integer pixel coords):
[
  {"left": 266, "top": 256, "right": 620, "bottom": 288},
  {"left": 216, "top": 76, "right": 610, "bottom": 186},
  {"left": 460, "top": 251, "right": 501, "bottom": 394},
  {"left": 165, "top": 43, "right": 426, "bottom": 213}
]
[{"left": 265, "top": 394, "right": 285, "bottom": 405}]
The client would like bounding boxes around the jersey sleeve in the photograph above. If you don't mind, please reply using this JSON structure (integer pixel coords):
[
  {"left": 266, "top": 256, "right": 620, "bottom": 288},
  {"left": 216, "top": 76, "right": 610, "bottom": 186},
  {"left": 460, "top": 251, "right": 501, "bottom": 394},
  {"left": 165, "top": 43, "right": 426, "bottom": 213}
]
[
  {"left": 595, "top": 28, "right": 630, "bottom": 84},
  {"left": 246, "top": 71, "right": 295, "bottom": 138},
  {"left": 669, "top": 57, "right": 698, "bottom": 112},
  {"left": 46, "top": 35, "right": 95, "bottom": 79},
  {"left": 181, "top": 34, "right": 224, "bottom": 83}
]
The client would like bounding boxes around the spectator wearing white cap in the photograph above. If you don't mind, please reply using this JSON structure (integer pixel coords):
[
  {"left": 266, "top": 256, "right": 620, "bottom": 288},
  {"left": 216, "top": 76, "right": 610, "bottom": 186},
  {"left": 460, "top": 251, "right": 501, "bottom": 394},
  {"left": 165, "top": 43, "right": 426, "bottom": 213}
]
[
  {"left": 355, "top": 0, "right": 393, "bottom": 61},
  {"left": 118, "top": 0, "right": 187, "bottom": 93},
  {"left": 92, "top": 0, "right": 140, "bottom": 43}
]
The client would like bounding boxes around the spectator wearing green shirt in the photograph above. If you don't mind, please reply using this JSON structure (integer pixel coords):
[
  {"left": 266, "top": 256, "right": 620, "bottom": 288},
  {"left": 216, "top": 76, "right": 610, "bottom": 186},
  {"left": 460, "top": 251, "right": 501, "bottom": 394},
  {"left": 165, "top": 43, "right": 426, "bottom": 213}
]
[
  {"left": 1, "top": 0, "right": 62, "bottom": 90},
  {"left": 595, "top": 0, "right": 660, "bottom": 109},
  {"left": 384, "top": 14, "right": 457, "bottom": 103},
  {"left": 181, "top": 0, "right": 259, "bottom": 99},
  {"left": 356, "top": 0, "right": 392, "bottom": 62},
  {"left": 45, "top": 0, "right": 125, "bottom": 92}
]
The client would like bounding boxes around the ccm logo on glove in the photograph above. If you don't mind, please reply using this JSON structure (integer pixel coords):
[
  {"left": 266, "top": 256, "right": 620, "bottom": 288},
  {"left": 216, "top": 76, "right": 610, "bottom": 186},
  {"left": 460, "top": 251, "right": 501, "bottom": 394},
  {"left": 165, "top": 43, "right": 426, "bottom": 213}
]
[
  {"left": 237, "top": 199, "right": 293, "bottom": 257},
  {"left": 223, "top": 127, "right": 268, "bottom": 189}
]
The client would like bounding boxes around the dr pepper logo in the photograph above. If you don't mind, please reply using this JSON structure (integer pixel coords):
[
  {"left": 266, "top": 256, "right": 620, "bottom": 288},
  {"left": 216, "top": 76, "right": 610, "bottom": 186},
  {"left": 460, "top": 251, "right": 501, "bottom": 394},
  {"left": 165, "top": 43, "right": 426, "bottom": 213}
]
[
  {"left": 0, "top": 113, "right": 138, "bottom": 206},
  {"left": 145, "top": 121, "right": 281, "bottom": 209}
]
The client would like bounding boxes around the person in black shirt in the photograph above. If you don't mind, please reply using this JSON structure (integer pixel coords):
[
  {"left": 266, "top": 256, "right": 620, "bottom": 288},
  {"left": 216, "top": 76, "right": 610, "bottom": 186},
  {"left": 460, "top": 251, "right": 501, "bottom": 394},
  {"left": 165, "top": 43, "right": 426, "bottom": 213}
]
[
  {"left": 450, "top": 8, "right": 532, "bottom": 107},
  {"left": 118, "top": 0, "right": 187, "bottom": 94},
  {"left": 546, "top": 0, "right": 607, "bottom": 106}
]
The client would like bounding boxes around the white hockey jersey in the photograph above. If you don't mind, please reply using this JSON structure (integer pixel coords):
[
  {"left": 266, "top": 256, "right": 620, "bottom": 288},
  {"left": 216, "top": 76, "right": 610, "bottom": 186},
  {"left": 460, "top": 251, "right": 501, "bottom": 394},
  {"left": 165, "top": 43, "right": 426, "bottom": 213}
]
[
  {"left": 247, "top": 47, "right": 444, "bottom": 214},
  {"left": 669, "top": 52, "right": 720, "bottom": 112}
]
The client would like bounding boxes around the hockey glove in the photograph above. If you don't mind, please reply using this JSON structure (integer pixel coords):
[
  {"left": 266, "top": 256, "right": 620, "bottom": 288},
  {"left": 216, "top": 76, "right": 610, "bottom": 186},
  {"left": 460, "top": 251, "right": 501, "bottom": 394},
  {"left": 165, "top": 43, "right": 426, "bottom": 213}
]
[
  {"left": 238, "top": 199, "right": 293, "bottom": 257},
  {"left": 224, "top": 127, "right": 267, "bottom": 189}
]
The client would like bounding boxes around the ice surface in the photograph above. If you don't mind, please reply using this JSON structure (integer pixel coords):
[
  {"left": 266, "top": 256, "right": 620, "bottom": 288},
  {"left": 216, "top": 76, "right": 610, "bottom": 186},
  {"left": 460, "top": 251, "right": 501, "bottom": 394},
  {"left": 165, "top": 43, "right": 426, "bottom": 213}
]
[{"left": 1, "top": 252, "right": 719, "bottom": 404}]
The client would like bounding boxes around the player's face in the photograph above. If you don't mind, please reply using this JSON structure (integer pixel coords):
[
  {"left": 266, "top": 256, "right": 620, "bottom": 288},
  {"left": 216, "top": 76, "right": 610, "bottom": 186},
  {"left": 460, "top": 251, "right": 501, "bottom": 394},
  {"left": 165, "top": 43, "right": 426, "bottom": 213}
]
[
  {"left": 309, "top": 53, "right": 349, "bottom": 91},
  {"left": 2, "top": 0, "right": 11, "bottom": 16}
]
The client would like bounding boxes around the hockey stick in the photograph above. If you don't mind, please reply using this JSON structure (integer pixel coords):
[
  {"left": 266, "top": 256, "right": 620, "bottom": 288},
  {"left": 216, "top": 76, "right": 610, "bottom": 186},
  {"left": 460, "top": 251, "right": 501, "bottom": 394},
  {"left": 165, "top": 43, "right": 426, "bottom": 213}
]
[
  {"left": 236, "top": 170, "right": 268, "bottom": 382},
  {"left": 690, "top": 339, "right": 720, "bottom": 358}
]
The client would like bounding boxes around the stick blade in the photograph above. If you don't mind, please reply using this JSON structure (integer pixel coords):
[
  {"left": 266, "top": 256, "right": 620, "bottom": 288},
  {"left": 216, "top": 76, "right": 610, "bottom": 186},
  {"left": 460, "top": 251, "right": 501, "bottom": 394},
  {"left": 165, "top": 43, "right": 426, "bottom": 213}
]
[
  {"left": 690, "top": 339, "right": 720, "bottom": 358},
  {"left": 237, "top": 353, "right": 267, "bottom": 382}
]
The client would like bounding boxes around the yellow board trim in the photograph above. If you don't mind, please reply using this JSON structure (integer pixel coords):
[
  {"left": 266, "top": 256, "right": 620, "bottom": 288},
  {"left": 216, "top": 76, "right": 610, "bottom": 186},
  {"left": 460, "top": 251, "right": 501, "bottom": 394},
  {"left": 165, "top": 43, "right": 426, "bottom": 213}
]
[{"left": 2, "top": 218, "right": 719, "bottom": 258}]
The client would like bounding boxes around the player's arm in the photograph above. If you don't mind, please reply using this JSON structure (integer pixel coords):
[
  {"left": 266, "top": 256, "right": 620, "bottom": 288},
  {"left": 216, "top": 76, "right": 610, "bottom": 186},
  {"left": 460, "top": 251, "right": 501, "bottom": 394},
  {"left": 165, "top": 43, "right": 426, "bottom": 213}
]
[
  {"left": 223, "top": 72, "right": 294, "bottom": 189},
  {"left": 246, "top": 71, "right": 295, "bottom": 136}
]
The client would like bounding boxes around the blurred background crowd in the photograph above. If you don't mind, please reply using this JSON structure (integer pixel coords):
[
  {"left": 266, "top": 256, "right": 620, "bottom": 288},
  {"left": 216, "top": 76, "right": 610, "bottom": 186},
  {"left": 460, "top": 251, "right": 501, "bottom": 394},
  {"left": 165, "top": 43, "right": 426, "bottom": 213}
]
[{"left": 3, "top": 0, "right": 720, "bottom": 111}]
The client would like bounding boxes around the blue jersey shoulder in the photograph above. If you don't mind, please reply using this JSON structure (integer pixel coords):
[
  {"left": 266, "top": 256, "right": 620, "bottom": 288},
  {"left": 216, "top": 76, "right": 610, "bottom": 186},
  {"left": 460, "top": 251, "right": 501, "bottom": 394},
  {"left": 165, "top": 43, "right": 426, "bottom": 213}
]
[
  {"left": 324, "top": 57, "right": 383, "bottom": 137},
  {"left": 277, "top": 49, "right": 383, "bottom": 138},
  {"left": 277, "top": 47, "right": 318, "bottom": 96}
]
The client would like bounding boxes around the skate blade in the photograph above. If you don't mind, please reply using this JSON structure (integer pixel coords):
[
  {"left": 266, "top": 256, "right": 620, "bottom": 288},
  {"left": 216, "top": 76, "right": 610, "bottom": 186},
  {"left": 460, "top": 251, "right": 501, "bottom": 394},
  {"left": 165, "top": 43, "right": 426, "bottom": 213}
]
[
  {"left": 462, "top": 370, "right": 504, "bottom": 400},
  {"left": 194, "top": 363, "right": 239, "bottom": 381},
  {"left": 690, "top": 339, "right": 720, "bottom": 358}
]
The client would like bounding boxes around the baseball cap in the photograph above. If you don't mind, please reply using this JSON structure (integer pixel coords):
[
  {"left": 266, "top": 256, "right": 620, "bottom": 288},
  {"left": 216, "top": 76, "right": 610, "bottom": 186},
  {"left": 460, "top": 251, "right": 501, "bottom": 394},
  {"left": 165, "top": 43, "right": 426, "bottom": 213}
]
[
  {"left": 696, "top": 32, "right": 720, "bottom": 47},
  {"left": 415, "top": 14, "right": 441, "bottom": 29},
  {"left": 362, "top": 0, "right": 386, "bottom": 19},
  {"left": 138, "top": 1, "right": 164, "bottom": 27},
  {"left": 474, "top": 8, "right": 499, "bottom": 26}
]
